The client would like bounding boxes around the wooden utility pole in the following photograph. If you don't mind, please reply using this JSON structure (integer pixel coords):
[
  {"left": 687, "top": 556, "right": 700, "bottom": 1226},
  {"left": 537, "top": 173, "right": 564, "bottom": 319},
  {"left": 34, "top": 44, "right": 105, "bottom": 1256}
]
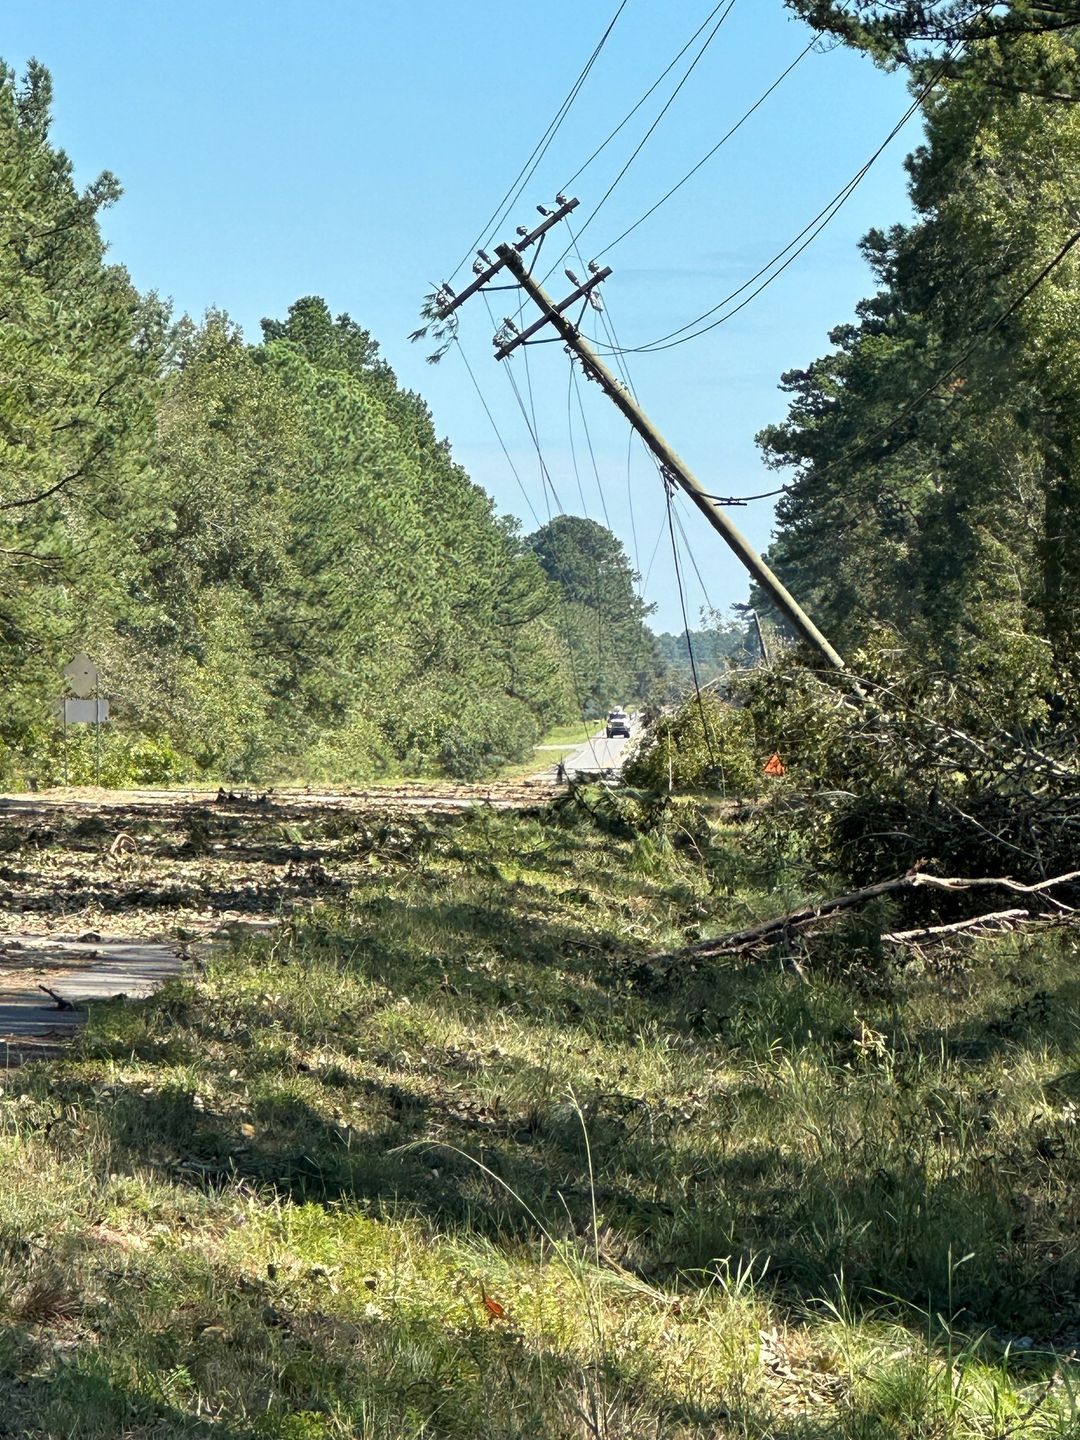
[
  {"left": 495, "top": 245, "right": 845, "bottom": 672},
  {"left": 434, "top": 200, "right": 845, "bottom": 674}
]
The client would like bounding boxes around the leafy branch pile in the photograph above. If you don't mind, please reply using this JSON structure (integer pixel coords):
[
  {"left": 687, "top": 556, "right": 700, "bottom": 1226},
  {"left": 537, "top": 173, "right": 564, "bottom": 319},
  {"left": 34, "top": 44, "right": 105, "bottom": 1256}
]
[{"left": 733, "top": 642, "right": 1080, "bottom": 904}]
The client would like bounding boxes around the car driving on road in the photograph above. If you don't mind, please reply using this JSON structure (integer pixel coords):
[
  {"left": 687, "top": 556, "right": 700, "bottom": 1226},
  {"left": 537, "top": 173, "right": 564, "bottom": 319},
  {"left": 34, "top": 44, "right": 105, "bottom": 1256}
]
[{"left": 605, "top": 709, "right": 631, "bottom": 739}]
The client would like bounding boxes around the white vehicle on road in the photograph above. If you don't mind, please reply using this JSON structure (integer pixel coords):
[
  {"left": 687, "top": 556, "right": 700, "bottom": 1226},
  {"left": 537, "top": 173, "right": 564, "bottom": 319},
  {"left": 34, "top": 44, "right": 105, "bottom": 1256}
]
[{"left": 605, "top": 709, "right": 631, "bottom": 739}]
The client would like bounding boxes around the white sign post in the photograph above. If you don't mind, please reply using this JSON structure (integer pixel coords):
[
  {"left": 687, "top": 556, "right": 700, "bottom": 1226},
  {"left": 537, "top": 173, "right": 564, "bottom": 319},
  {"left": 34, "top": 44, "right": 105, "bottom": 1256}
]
[
  {"left": 60, "top": 656, "right": 108, "bottom": 785},
  {"left": 63, "top": 654, "right": 99, "bottom": 699}
]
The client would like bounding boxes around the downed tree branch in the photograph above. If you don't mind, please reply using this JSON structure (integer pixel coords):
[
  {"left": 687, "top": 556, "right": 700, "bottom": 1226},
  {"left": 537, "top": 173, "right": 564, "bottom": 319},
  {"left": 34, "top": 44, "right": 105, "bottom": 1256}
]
[
  {"left": 37, "top": 984, "right": 78, "bottom": 1011},
  {"left": 882, "top": 908, "right": 1030, "bottom": 944},
  {"left": 684, "top": 868, "right": 1080, "bottom": 958}
]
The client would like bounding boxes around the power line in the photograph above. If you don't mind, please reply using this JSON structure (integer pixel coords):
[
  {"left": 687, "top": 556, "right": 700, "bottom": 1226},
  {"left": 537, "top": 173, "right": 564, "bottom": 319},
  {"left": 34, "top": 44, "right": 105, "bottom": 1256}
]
[
  {"left": 445, "top": 0, "right": 630, "bottom": 285},
  {"left": 708, "top": 486, "right": 787, "bottom": 504},
  {"left": 564, "top": 223, "right": 651, "bottom": 590},
  {"left": 672, "top": 495, "right": 718, "bottom": 615},
  {"left": 592, "top": 40, "right": 965, "bottom": 354},
  {"left": 570, "top": 363, "right": 612, "bottom": 528},
  {"left": 454, "top": 337, "right": 543, "bottom": 529},
  {"left": 664, "top": 479, "right": 718, "bottom": 763},
  {"left": 543, "top": 0, "right": 738, "bottom": 282},
  {"left": 593, "top": 32, "right": 820, "bottom": 261},
  {"left": 819, "top": 224, "right": 1080, "bottom": 481},
  {"left": 565, "top": 366, "right": 592, "bottom": 516},
  {"left": 560, "top": 1, "right": 735, "bottom": 192}
]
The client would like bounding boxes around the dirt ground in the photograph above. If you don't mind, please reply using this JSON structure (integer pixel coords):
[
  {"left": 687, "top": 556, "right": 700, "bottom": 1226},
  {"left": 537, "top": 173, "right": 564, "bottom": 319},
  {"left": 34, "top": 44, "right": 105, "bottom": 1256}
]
[{"left": 0, "top": 779, "right": 553, "bottom": 1055}]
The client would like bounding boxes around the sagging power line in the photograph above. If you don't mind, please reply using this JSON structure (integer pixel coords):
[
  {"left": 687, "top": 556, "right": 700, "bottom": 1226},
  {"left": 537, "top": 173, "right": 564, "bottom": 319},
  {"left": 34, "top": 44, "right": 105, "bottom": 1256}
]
[{"left": 433, "top": 204, "right": 847, "bottom": 674}]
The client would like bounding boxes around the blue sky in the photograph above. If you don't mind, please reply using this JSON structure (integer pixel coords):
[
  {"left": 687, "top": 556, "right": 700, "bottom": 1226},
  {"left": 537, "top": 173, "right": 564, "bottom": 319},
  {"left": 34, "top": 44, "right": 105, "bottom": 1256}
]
[{"left": 3, "top": 1, "right": 918, "bottom": 632}]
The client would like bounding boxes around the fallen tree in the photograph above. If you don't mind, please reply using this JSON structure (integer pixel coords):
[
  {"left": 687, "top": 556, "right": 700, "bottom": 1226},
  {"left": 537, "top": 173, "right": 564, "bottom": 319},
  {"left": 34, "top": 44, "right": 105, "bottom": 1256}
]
[{"left": 675, "top": 868, "right": 1080, "bottom": 959}]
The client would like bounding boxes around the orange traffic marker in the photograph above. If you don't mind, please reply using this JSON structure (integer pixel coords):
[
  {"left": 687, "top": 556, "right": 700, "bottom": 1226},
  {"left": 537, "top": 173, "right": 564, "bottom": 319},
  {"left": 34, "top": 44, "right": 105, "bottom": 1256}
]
[{"left": 763, "top": 752, "right": 785, "bottom": 777}]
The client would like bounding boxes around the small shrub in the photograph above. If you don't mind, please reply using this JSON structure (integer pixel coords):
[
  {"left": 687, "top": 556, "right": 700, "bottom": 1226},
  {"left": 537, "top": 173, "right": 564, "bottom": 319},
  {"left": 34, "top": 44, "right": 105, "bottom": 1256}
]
[{"left": 624, "top": 693, "right": 760, "bottom": 795}]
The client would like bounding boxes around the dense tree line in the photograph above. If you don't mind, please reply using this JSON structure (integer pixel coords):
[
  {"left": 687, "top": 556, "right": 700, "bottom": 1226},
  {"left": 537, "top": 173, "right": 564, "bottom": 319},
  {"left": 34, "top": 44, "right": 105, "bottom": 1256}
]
[
  {"left": 526, "top": 515, "right": 661, "bottom": 717},
  {"left": 0, "top": 61, "right": 658, "bottom": 786},
  {"left": 758, "top": 11, "right": 1080, "bottom": 715}
]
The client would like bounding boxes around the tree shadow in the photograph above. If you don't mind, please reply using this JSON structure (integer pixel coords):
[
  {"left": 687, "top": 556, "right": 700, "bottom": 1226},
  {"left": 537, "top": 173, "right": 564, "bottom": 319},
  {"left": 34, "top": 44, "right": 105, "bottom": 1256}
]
[{"left": 13, "top": 824, "right": 1080, "bottom": 1359}]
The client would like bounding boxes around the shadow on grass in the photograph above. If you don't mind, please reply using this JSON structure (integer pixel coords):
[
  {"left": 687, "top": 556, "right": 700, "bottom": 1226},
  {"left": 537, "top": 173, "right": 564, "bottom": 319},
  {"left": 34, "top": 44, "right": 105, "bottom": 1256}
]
[
  {"left": 0, "top": 1245, "right": 777, "bottom": 1440},
  {"left": 18, "top": 827, "right": 1080, "bottom": 1347}
]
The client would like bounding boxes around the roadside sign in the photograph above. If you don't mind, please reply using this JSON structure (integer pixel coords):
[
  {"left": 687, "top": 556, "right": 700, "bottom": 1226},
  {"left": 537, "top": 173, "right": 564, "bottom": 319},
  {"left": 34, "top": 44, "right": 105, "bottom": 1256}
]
[
  {"left": 63, "top": 698, "right": 109, "bottom": 725},
  {"left": 63, "top": 654, "right": 100, "bottom": 699}
]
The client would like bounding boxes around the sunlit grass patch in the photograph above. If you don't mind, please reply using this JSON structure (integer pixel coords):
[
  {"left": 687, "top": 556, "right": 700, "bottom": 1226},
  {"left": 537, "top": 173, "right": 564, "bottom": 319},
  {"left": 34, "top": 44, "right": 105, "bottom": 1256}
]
[{"left": 0, "top": 804, "right": 1077, "bottom": 1435}]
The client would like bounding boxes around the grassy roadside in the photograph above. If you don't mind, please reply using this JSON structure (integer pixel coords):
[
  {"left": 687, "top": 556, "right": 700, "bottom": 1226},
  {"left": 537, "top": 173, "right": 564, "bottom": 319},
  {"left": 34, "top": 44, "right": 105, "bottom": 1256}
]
[
  {"left": 0, "top": 799, "right": 1078, "bottom": 1436},
  {"left": 489, "top": 721, "right": 603, "bottom": 783}
]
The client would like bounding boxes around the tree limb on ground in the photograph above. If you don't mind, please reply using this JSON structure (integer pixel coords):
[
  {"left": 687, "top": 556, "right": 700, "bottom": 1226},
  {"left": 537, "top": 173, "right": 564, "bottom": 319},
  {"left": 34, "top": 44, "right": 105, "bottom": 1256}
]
[
  {"left": 683, "top": 869, "right": 1080, "bottom": 958},
  {"left": 881, "top": 908, "right": 1031, "bottom": 944}
]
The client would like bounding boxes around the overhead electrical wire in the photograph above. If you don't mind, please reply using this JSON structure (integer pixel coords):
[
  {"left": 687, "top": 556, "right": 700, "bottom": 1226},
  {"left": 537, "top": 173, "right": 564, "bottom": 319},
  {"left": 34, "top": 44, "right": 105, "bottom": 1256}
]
[
  {"left": 570, "top": 364, "right": 613, "bottom": 528},
  {"left": 672, "top": 496, "right": 718, "bottom": 615},
  {"left": 590, "top": 38, "right": 966, "bottom": 355},
  {"left": 564, "top": 221, "right": 648, "bottom": 589},
  {"left": 542, "top": 0, "right": 738, "bottom": 283},
  {"left": 454, "top": 337, "right": 543, "bottom": 530},
  {"left": 560, "top": 0, "right": 737, "bottom": 194},
  {"left": 821, "top": 223, "right": 1080, "bottom": 482},
  {"left": 445, "top": 0, "right": 630, "bottom": 285},
  {"left": 468, "top": 326, "right": 611, "bottom": 761},
  {"left": 566, "top": 367, "right": 593, "bottom": 516},
  {"left": 565, "top": 221, "right": 717, "bottom": 691},
  {"left": 592, "top": 32, "right": 821, "bottom": 261},
  {"left": 664, "top": 481, "right": 719, "bottom": 763}
]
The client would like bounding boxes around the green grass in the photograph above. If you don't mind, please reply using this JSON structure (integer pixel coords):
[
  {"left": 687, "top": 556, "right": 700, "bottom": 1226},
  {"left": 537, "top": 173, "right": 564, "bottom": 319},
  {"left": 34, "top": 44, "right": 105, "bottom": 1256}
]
[
  {"left": 0, "top": 800, "right": 1078, "bottom": 1436},
  {"left": 491, "top": 721, "right": 603, "bottom": 781}
]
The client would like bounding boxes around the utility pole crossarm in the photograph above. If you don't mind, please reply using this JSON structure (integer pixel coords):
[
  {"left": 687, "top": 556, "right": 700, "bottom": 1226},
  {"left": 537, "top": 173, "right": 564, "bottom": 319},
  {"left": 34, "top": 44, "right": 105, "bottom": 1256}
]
[
  {"left": 495, "top": 244, "right": 846, "bottom": 673},
  {"left": 495, "top": 266, "right": 611, "bottom": 359},
  {"left": 435, "top": 197, "right": 580, "bottom": 319}
]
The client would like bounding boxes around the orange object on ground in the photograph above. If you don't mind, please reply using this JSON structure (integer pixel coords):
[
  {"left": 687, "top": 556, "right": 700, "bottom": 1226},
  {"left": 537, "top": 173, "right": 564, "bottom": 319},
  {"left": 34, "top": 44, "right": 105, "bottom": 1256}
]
[{"left": 763, "top": 752, "right": 786, "bottom": 776}]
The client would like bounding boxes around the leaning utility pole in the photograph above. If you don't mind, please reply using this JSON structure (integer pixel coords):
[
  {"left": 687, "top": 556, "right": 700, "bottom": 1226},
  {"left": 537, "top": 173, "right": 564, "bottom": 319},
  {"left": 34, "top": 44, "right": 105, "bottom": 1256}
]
[{"left": 436, "top": 202, "right": 846, "bottom": 673}]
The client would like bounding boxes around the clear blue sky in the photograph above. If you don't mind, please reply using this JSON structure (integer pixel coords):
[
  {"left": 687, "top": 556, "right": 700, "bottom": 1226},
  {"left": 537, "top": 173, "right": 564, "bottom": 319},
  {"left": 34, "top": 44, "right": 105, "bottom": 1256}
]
[{"left": 3, "top": 1, "right": 916, "bottom": 633}]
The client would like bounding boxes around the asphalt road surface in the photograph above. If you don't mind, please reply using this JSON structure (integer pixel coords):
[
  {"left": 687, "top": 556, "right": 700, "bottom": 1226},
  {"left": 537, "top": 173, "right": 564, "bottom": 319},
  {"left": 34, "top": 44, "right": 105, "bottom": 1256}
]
[{"left": 561, "top": 726, "right": 635, "bottom": 778}]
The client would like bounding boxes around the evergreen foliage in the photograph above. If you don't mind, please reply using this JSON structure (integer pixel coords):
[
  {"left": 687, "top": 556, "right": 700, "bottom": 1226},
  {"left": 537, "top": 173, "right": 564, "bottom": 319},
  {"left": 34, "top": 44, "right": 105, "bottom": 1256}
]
[
  {"left": 758, "top": 23, "right": 1080, "bottom": 701},
  {"left": 653, "top": 618, "right": 756, "bottom": 695},
  {"left": 526, "top": 514, "right": 662, "bottom": 716},
  {"left": 0, "top": 63, "right": 605, "bottom": 785}
]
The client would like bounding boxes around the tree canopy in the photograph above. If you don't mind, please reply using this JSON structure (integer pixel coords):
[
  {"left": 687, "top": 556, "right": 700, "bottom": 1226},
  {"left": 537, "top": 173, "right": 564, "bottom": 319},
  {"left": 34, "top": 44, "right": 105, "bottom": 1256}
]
[
  {"left": 527, "top": 514, "right": 662, "bottom": 715},
  {"left": 0, "top": 61, "right": 651, "bottom": 786},
  {"left": 758, "top": 16, "right": 1080, "bottom": 704}
]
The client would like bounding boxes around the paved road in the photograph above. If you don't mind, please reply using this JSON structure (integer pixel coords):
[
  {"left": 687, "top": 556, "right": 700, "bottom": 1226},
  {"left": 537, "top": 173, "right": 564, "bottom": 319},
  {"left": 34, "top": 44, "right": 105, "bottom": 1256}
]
[{"left": 560, "top": 726, "right": 636, "bottom": 779}]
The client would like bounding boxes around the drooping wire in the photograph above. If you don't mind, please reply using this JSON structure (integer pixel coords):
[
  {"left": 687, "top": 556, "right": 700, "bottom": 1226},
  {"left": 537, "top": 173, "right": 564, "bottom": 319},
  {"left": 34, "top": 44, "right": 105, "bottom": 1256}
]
[
  {"left": 664, "top": 477, "right": 719, "bottom": 764},
  {"left": 839, "top": 225, "right": 1080, "bottom": 475},
  {"left": 565, "top": 365, "right": 592, "bottom": 516},
  {"left": 453, "top": 330, "right": 610, "bottom": 762},
  {"left": 445, "top": 0, "right": 630, "bottom": 286},
  {"left": 560, "top": 0, "right": 735, "bottom": 192},
  {"left": 454, "top": 337, "right": 543, "bottom": 530},
  {"left": 542, "top": 0, "right": 738, "bottom": 283},
  {"left": 672, "top": 497, "right": 718, "bottom": 615},
  {"left": 591, "top": 39, "right": 966, "bottom": 354},
  {"left": 570, "top": 364, "right": 612, "bottom": 528},
  {"left": 591, "top": 32, "right": 821, "bottom": 262},
  {"left": 642, "top": 506, "right": 670, "bottom": 590},
  {"left": 710, "top": 486, "right": 787, "bottom": 504}
]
